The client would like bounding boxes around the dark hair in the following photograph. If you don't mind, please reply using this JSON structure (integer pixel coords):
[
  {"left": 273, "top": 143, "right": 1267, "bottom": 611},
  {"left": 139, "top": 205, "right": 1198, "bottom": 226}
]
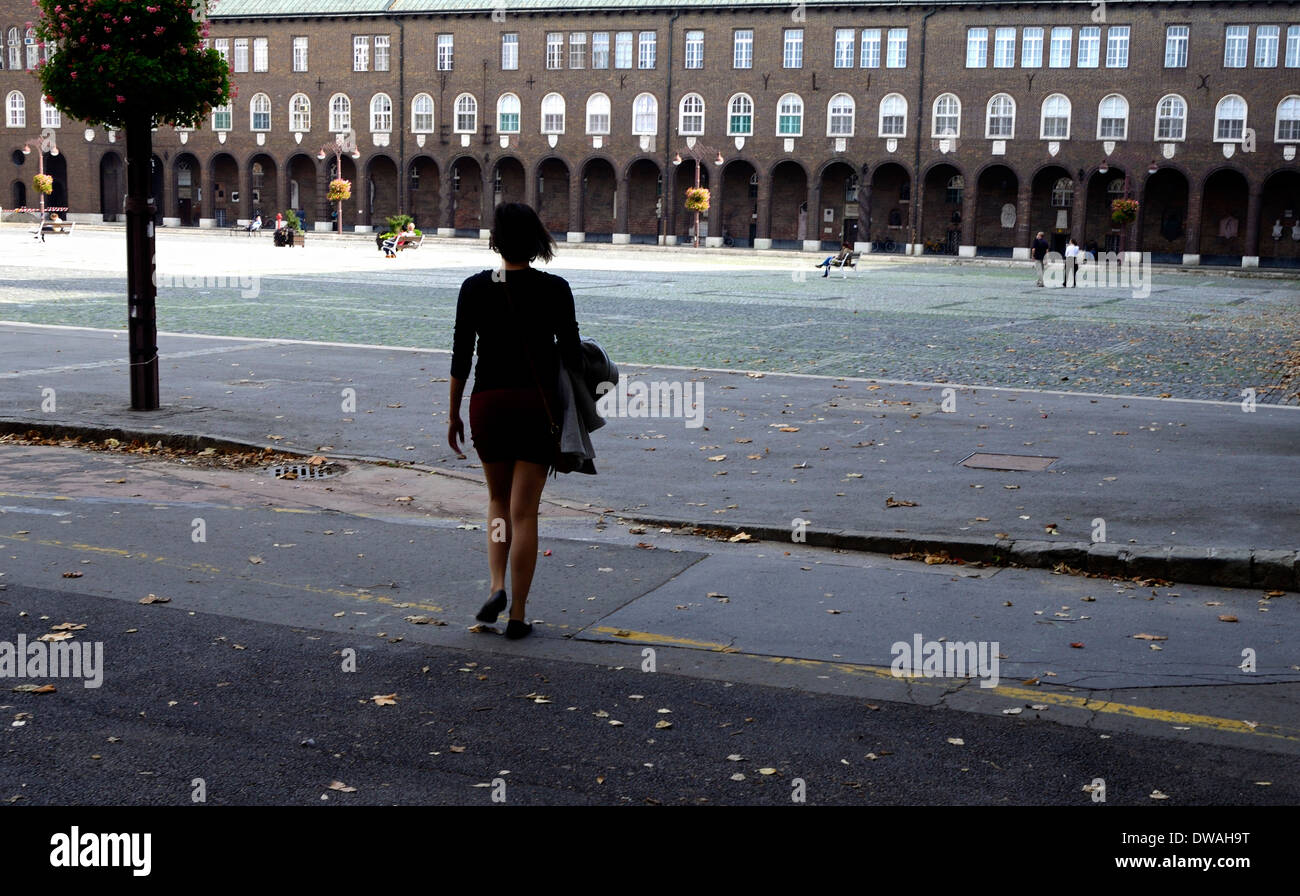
[{"left": 490, "top": 202, "right": 556, "bottom": 264}]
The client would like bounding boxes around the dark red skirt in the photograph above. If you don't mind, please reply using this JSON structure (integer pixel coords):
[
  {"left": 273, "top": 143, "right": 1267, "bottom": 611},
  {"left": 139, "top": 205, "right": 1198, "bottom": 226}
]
[{"left": 469, "top": 387, "right": 557, "bottom": 466}]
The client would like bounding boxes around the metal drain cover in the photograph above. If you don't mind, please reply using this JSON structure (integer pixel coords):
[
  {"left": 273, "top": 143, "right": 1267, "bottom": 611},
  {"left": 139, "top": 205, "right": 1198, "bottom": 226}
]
[
  {"left": 266, "top": 463, "right": 341, "bottom": 480},
  {"left": 959, "top": 453, "right": 1058, "bottom": 472}
]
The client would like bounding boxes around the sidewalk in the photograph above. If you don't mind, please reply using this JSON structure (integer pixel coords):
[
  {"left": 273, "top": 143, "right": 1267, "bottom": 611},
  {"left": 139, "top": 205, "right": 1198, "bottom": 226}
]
[{"left": 2, "top": 322, "right": 1296, "bottom": 589}]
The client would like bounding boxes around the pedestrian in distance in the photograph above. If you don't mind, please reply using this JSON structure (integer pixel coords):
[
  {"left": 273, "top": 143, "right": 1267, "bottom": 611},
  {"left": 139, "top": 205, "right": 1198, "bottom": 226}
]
[
  {"left": 448, "top": 203, "right": 583, "bottom": 640},
  {"left": 1032, "top": 231, "right": 1050, "bottom": 287},
  {"left": 1065, "top": 237, "right": 1080, "bottom": 287}
]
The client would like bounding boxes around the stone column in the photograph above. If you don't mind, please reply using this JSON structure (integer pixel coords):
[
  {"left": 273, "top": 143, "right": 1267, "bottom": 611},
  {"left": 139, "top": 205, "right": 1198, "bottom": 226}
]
[
  {"left": 753, "top": 172, "right": 772, "bottom": 249},
  {"left": 803, "top": 177, "right": 822, "bottom": 252},
  {"left": 1242, "top": 186, "right": 1262, "bottom": 267},
  {"left": 960, "top": 181, "right": 976, "bottom": 257},
  {"left": 567, "top": 170, "right": 585, "bottom": 243},
  {"left": 437, "top": 161, "right": 455, "bottom": 237},
  {"left": 613, "top": 175, "right": 630, "bottom": 244},
  {"left": 1012, "top": 177, "right": 1032, "bottom": 260},
  {"left": 1183, "top": 180, "right": 1202, "bottom": 266}
]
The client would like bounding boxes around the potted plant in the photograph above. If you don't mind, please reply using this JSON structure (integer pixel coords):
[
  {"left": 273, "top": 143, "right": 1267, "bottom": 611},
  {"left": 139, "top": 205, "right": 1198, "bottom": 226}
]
[
  {"left": 1111, "top": 198, "right": 1139, "bottom": 227},
  {"left": 684, "top": 187, "right": 710, "bottom": 213},
  {"left": 282, "top": 208, "right": 304, "bottom": 246}
]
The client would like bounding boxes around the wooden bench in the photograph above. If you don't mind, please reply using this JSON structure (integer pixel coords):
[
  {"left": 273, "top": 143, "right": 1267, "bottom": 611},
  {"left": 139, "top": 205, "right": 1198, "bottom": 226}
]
[
  {"left": 40, "top": 221, "right": 75, "bottom": 235},
  {"left": 382, "top": 232, "right": 423, "bottom": 255},
  {"left": 828, "top": 251, "right": 860, "bottom": 277}
]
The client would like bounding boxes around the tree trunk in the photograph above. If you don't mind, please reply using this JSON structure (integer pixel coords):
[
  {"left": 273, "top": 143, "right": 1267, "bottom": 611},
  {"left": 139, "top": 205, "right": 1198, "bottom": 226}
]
[{"left": 125, "top": 113, "right": 159, "bottom": 410}]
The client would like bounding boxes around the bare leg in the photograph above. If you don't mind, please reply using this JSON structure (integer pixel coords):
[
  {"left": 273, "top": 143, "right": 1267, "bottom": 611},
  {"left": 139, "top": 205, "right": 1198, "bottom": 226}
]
[
  {"left": 506, "top": 461, "right": 549, "bottom": 621},
  {"left": 481, "top": 460, "right": 514, "bottom": 594}
]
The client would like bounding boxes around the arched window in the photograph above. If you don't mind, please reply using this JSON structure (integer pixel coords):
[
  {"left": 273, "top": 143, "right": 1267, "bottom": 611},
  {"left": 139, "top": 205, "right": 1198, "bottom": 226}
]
[
  {"left": 6, "top": 27, "right": 19, "bottom": 71},
  {"left": 827, "top": 93, "right": 854, "bottom": 137},
  {"left": 212, "top": 104, "right": 232, "bottom": 131},
  {"left": 946, "top": 175, "right": 964, "bottom": 205},
  {"left": 585, "top": 93, "right": 610, "bottom": 134},
  {"left": 1277, "top": 95, "right": 1300, "bottom": 142},
  {"left": 679, "top": 93, "right": 705, "bottom": 135},
  {"left": 289, "top": 94, "right": 311, "bottom": 131},
  {"left": 1214, "top": 95, "right": 1246, "bottom": 141},
  {"left": 1155, "top": 95, "right": 1186, "bottom": 141},
  {"left": 40, "top": 96, "right": 60, "bottom": 128},
  {"left": 6, "top": 90, "right": 25, "bottom": 128},
  {"left": 412, "top": 94, "right": 434, "bottom": 133},
  {"left": 497, "top": 93, "right": 520, "bottom": 134},
  {"left": 932, "top": 93, "right": 960, "bottom": 138},
  {"left": 454, "top": 93, "right": 477, "bottom": 133},
  {"left": 1097, "top": 94, "right": 1128, "bottom": 139},
  {"left": 986, "top": 93, "right": 1015, "bottom": 138},
  {"left": 25, "top": 26, "right": 37, "bottom": 70},
  {"left": 1107, "top": 178, "right": 1126, "bottom": 200},
  {"left": 633, "top": 93, "right": 658, "bottom": 135},
  {"left": 328, "top": 94, "right": 351, "bottom": 132},
  {"left": 879, "top": 93, "right": 906, "bottom": 137},
  {"left": 1040, "top": 93, "right": 1071, "bottom": 139},
  {"left": 728, "top": 93, "right": 753, "bottom": 136},
  {"left": 777, "top": 93, "right": 803, "bottom": 136},
  {"left": 1051, "top": 177, "right": 1074, "bottom": 208},
  {"left": 250, "top": 93, "right": 271, "bottom": 131},
  {"left": 540, "top": 92, "right": 565, "bottom": 134},
  {"left": 252, "top": 162, "right": 264, "bottom": 188},
  {"left": 370, "top": 93, "right": 392, "bottom": 132}
]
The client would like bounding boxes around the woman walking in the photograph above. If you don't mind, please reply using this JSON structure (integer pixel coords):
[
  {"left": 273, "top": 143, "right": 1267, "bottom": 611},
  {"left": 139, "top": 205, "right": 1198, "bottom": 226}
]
[{"left": 447, "top": 203, "right": 582, "bottom": 640}]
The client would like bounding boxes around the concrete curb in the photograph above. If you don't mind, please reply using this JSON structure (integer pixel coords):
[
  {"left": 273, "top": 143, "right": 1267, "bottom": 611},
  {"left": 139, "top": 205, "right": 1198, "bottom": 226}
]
[{"left": 3, "top": 418, "right": 1294, "bottom": 593}]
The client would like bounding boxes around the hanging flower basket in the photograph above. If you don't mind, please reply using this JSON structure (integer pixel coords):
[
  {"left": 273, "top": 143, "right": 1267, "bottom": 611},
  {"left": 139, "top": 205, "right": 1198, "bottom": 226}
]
[
  {"left": 684, "top": 186, "right": 710, "bottom": 213},
  {"left": 32, "top": 173, "right": 53, "bottom": 196},
  {"left": 328, "top": 178, "right": 352, "bottom": 203},
  {"left": 1111, "top": 198, "right": 1139, "bottom": 226}
]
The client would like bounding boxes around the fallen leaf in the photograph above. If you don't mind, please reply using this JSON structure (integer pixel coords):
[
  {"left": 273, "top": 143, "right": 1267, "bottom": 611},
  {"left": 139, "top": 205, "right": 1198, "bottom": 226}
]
[
  {"left": 655, "top": 720, "right": 673, "bottom": 729},
  {"left": 404, "top": 615, "right": 447, "bottom": 626},
  {"left": 608, "top": 720, "right": 623, "bottom": 726},
  {"left": 248, "top": 556, "right": 263, "bottom": 565},
  {"left": 328, "top": 781, "right": 356, "bottom": 793},
  {"left": 394, "top": 496, "right": 414, "bottom": 503},
  {"left": 1131, "top": 633, "right": 1168, "bottom": 641},
  {"left": 885, "top": 497, "right": 918, "bottom": 508},
  {"left": 1070, "top": 642, "right": 1085, "bottom": 649},
  {"left": 138, "top": 594, "right": 171, "bottom": 605},
  {"left": 61, "top": 571, "right": 84, "bottom": 579},
  {"left": 1002, "top": 707, "right": 1023, "bottom": 715},
  {"left": 371, "top": 693, "right": 398, "bottom": 706},
  {"left": 1149, "top": 790, "right": 1169, "bottom": 800},
  {"left": 307, "top": 455, "right": 327, "bottom": 465},
  {"left": 947, "top": 737, "right": 965, "bottom": 746},
  {"left": 727, "top": 532, "right": 753, "bottom": 543},
  {"left": 12, "top": 684, "right": 56, "bottom": 694},
  {"left": 758, "top": 768, "right": 777, "bottom": 776},
  {"left": 37, "top": 632, "right": 72, "bottom": 642},
  {"left": 1218, "top": 615, "right": 1239, "bottom": 623},
  {"left": 727, "top": 754, "right": 745, "bottom": 761},
  {"left": 707, "top": 455, "right": 727, "bottom": 462},
  {"left": 449, "top": 745, "right": 466, "bottom": 753},
  {"left": 777, "top": 426, "right": 800, "bottom": 433}
]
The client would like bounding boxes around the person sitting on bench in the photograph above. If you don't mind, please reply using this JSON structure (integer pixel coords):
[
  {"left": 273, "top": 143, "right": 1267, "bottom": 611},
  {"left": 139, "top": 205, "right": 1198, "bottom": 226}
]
[
  {"left": 246, "top": 214, "right": 262, "bottom": 234},
  {"left": 382, "top": 222, "right": 417, "bottom": 257},
  {"left": 815, "top": 244, "right": 853, "bottom": 278}
]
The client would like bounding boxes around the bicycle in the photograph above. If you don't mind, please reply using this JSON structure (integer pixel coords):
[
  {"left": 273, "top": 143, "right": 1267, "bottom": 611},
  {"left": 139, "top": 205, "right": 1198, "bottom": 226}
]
[{"left": 872, "top": 236, "right": 896, "bottom": 253}]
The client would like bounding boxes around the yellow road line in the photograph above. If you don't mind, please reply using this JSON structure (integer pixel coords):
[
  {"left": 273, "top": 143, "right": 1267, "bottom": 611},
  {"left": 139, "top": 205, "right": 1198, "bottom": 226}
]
[
  {"left": 1, "top": 532, "right": 444, "bottom": 613},
  {"left": 587, "top": 626, "right": 1298, "bottom": 742}
]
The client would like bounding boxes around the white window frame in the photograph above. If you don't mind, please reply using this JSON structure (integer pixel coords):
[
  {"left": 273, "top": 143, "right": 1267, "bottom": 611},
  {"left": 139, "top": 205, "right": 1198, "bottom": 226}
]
[
  {"left": 290, "top": 93, "right": 311, "bottom": 132},
  {"left": 6, "top": 90, "right": 25, "bottom": 128},
  {"left": 886, "top": 28, "right": 907, "bottom": 68},
  {"left": 1214, "top": 94, "right": 1247, "bottom": 141},
  {"left": 994, "top": 28, "right": 1015, "bottom": 68},
  {"left": 777, "top": 93, "right": 804, "bottom": 137},
  {"left": 1256, "top": 25, "right": 1279, "bottom": 67},
  {"left": 1106, "top": 25, "right": 1129, "bottom": 67},
  {"left": 733, "top": 29, "right": 753, "bottom": 69},
  {"left": 783, "top": 29, "right": 803, "bottom": 68},
  {"left": 1165, "top": 24, "right": 1188, "bottom": 67},
  {"left": 585, "top": 92, "right": 610, "bottom": 135},
  {"left": 615, "top": 32, "right": 633, "bottom": 69},
  {"left": 679, "top": 93, "right": 705, "bottom": 135},
  {"left": 292, "top": 36, "right": 308, "bottom": 72},
  {"left": 497, "top": 93, "right": 520, "bottom": 134},
  {"left": 1022, "top": 27, "right": 1043, "bottom": 67},
  {"left": 878, "top": 93, "right": 906, "bottom": 137},
  {"left": 932, "top": 93, "right": 961, "bottom": 138},
  {"left": 370, "top": 93, "right": 392, "bottom": 133},
  {"left": 454, "top": 93, "right": 478, "bottom": 134},
  {"left": 1224, "top": 25, "right": 1248, "bottom": 67},
  {"left": 727, "top": 93, "right": 753, "bottom": 136},
  {"left": 1078, "top": 26, "right": 1100, "bottom": 67},
  {"left": 1154, "top": 94, "right": 1186, "bottom": 141},
  {"left": 233, "top": 37, "right": 249, "bottom": 73},
  {"left": 546, "top": 33, "right": 564, "bottom": 69},
  {"left": 1049, "top": 27, "right": 1071, "bottom": 67},
  {"left": 375, "top": 34, "right": 390, "bottom": 71},
  {"left": 436, "top": 34, "right": 453, "bottom": 71},
  {"left": 632, "top": 92, "right": 658, "bottom": 135},
  {"left": 1096, "top": 94, "right": 1128, "bottom": 140},
  {"left": 250, "top": 92, "right": 271, "bottom": 131},
  {"left": 212, "top": 103, "right": 232, "bottom": 132},
  {"left": 638, "top": 31, "right": 656, "bottom": 69},
  {"left": 1287, "top": 26, "right": 1300, "bottom": 67},
  {"left": 40, "top": 97, "right": 60, "bottom": 128},
  {"left": 860, "top": 28, "right": 881, "bottom": 67},
  {"left": 1276, "top": 95, "right": 1300, "bottom": 142},
  {"left": 570, "top": 32, "right": 587, "bottom": 69},
  {"left": 685, "top": 30, "right": 704, "bottom": 69},
  {"left": 214, "top": 38, "right": 229, "bottom": 65},
  {"left": 592, "top": 32, "right": 610, "bottom": 69},
  {"left": 353, "top": 36, "right": 369, "bottom": 72},
  {"left": 966, "top": 27, "right": 988, "bottom": 68},
  {"left": 1040, "top": 93, "right": 1071, "bottom": 139},
  {"left": 986, "top": 93, "right": 1015, "bottom": 138},
  {"left": 6, "top": 27, "right": 20, "bottom": 71},
  {"left": 501, "top": 33, "right": 518, "bottom": 70},
  {"left": 834, "top": 29, "right": 854, "bottom": 68},
  {"left": 253, "top": 37, "right": 268, "bottom": 72},
  {"left": 541, "top": 92, "right": 565, "bottom": 134},
  {"left": 329, "top": 94, "right": 351, "bottom": 132},
  {"left": 827, "top": 93, "right": 854, "bottom": 137},
  {"left": 412, "top": 94, "right": 434, "bottom": 133}
]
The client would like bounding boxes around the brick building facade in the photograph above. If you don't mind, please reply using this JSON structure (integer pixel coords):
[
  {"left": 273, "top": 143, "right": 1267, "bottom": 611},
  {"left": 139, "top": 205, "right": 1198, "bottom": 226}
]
[{"left": 3, "top": 0, "right": 1299, "bottom": 266}]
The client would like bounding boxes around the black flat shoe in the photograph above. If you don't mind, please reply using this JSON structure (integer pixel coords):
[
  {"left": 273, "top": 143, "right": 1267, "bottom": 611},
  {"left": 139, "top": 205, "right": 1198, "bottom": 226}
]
[
  {"left": 505, "top": 620, "right": 533, "bottom": 640},
  {"left": 475, "top": 589, "right": 507, "bottom": 623}
]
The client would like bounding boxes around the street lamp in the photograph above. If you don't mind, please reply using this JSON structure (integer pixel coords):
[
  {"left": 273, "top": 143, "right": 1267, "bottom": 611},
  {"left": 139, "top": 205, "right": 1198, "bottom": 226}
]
[
  {"left": 318, "top": 130, "right": 360, "bottom": 235},
  {"left": 672, "top": 145, "right": 724, "bottom": 248},
  {"left": 22, "top": 128, "right": 60, "bottom": 237}
]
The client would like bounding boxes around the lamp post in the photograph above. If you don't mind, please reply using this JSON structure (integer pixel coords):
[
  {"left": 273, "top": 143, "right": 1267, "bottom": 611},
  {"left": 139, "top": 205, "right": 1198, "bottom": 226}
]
[
  {"left": 1096, "top": 156, "right": 1158, "bottom": 258},
  {"left": 22, "top": 128, "right": 59, "bottom": 235},
  {"left": 672, "top": 144, "right": 724, "bottom": 248},
  {"left": 318, "top": 130, "right": 360, "bottom": 236}
]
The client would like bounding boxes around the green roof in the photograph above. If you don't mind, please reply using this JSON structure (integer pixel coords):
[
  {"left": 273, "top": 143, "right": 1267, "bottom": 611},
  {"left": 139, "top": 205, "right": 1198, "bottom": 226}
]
[{"left": 211, "top": 0, "right": 1201, "bottom": 19}]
